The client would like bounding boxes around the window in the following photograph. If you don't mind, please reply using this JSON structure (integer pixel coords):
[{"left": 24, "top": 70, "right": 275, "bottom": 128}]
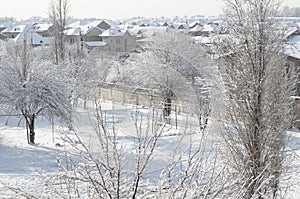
[{"left": 116, "top": 39, "right": 121, "bottom": 44}]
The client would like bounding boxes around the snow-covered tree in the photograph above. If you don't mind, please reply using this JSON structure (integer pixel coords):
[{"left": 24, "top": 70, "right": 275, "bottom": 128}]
[
  {"left": 41, "top": 99, "right": 225, "bottom": 198},
  {"left": 0, "top": 41, "right": 72, "bottom": 144},
  {"left": 217, "top": 0, "right": 296, "bottom": 197},
  {"left": 64, "top": 54, "right": 112, "bottom": 109},
  {"left": 49, "top": 0, "right": 69, "bottom": 64},
  {"left": 118, "top": 32, "right": 212, "bottom": 128}
]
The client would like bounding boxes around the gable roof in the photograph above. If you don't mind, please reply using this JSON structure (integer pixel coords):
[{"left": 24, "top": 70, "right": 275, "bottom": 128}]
[
  {"left": 100, "top": 29, "right": 124, "bottom": 37},
  {"left": 287, "top": 35, "right": 300, "bottom": 44},
  {"left": 65, "top": 20, "right": 108, "bottom": 36},
  {"left": 189, "top": 24, "right": 203, "bottom": 32},
  {"left": 85, "top": 41, "right": 107, "bottom": 47},
  {"left": 14, "top": 31, "right": 50, "bottom": 45},
  {"left": 32, "top": 23, "right": 52, "bottom": 32},
  {"left": 2, "top": 25, "right": 27, "bottom": 33},
  {"left": 286, "top": 34, "right": 300, "bottom": 60},
  {"left": 64, "top": 27, "right": 82, "bottom": 36}
]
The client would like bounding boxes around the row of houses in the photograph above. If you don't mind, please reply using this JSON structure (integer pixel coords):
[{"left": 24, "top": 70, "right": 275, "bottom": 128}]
[
  {"left": 0, "top": 19, "right": 226, "bottom": 54},
  {"left": 0, "top": 18, "right": 299, "bottom": 71}
]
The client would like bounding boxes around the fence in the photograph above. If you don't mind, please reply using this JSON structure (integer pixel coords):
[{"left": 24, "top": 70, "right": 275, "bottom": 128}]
[{"left": 99, "top": 86, "right": 184, "bottom": 113}]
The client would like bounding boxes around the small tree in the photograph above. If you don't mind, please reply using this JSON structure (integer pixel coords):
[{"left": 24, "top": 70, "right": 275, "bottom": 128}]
[
  {"left": 40, "top": 99, "right": 225, "bottom": 198},
  {"left": 217, "top": 0, "right": 296, "bottom": 197},
  {"left": 0, "top": 42, "right": 72, "bottom": 144}
]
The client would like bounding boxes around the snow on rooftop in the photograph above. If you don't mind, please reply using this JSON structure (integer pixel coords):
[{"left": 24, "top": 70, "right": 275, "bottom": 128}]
[
  {"left": 2, "top": 25, "right": 27, "bottom": 33},
  {"left": 190, "top": 24, "right": 203, "bottom": 32},
  {"left": 286, "top": 44, "right": 300, "bottom": 60},
  {"left": 192, "top": 36, "right": 212, "bottom": 44},
  {"left": 130, "top": 26, "right": 169, "bottom": 38},
  {"left": 100, "top": 29, "right": 123, "bottom": 37},
  {"left": 14, "top": 31, "right": 50, "bottom": 45},
  {"left": 287, "top": 35, "right": 300, "bottom": 44},
  {"left": 66, "top": 21, "right": 81, "bottom": 29},
  {"left": 85, "top": 41, "right": 107, "bottom": 47},
  {"left": 285, "top": 27, "right": 299, "bottom": 38},
  {"left": 64, "top": 27, "right": 82, "bottom": 36},
  {"left": 189, "top": 21, "right": 201, "bottom": 28},
  {"left": 32, "top": 23, "right": 52, "bottom": 32},
  {"left": 202, "top": 23, "right": 219, "bottom": 32},
  {"left": 66, "top": 20, "right": 107, "bottom": 35}
]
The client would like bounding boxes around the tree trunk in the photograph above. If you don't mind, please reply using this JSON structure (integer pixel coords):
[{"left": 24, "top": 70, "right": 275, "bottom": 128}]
[
  {"left": 163, "top": 91, "right": 172, "bottom": 124},
  {"left": 29, "top": 114, "right": 35, "bottom": 144}
]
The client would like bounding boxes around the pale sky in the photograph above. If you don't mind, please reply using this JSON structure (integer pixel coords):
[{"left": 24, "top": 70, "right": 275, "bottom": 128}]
[{"left": 0, "top": 0, "right": 300, "bottom": 20}]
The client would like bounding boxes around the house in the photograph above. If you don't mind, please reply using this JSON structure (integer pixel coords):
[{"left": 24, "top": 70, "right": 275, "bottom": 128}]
[
  {"left": 0, "top": 24, "right": 50, "bottom": 46},
  {"left": 84, "top": 41, "right": 107, "bottom": 53},
  {"left": 80, "top": 20, "right": 111, "bottom": 42},
  {"left": 131, "top": 26, "right": 170, "bottom": 41},
  {"left": 32, "top": 23, "right": 52, "bottom": 38},
  {"left": 200, "top": 22, "right": 220, "bottom": 36},
  {"left": 175, "top": 23, "right": 189, "bottom": 31},
  {"left": 285, "top": 33, "right": 300, "bottom": 127},
  {"left": 189, "top": 21, "right": 201, "bottom": 29},
  {"left": 1, "top": 25, "right": 27, "bottom": 39},
  {"left": 99, "top": 29, "right": 136, "bottom": 54},
  {"left": 286, "top": 34, "right": 300, "bottom": 94},
  {"left": 64, "top": 20, "right": 111, "bottom": 45},
  {"left": 0, "top": 25, "right": 7, "bottom": 33},
  {"left": 64, "top": 27, "right": 82, "bottom": 45},
  {"left": 14, "top": 30, "right": 50, "bottom": 46},
  {"left": 188, "top": 24, "right": 203, "bottom": 36},
  {"left": 0, "top": 33, "right": 7, "bottom": 41}
]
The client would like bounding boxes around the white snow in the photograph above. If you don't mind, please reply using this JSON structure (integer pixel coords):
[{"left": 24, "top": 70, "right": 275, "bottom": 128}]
[
  {"left": 84, "top": 41, "right": 107, "bottom": 47},
  {"left": 0, "top": 100, "right": 300, "bottom": 198},
  {"left": 2, "top": 25, "right": 27, "bottom": 33},
  {"left": 0, "top": 101, "right": 199, "bottom": 197},
  {"left": 14, "top": 31, "right": 50, "bottom": 45},
  {"left": 64, "top": 27, "right": 82, "bottom": 36},
  {"left": 100, "top": 29, "right": 124, "bottom": 37}
]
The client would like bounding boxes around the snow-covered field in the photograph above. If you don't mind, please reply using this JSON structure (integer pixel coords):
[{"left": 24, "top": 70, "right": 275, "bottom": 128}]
[{"left": 1, "top": 101, "right": 300, "bottom": 198}]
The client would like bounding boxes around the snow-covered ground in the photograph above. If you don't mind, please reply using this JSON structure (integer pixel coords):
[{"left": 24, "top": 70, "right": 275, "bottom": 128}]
[{"left": 0, "top": 101, "right": 300, "bottom": 198}]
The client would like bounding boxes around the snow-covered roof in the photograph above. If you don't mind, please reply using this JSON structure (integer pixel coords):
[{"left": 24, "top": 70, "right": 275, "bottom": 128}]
[
  {"left": 2, "top": 25, "right": 27, "bottom": 33},
  {"left": 136, "top": 37, "right": 154, "bottom": 43},
  {"left": 65, "top": 20, "right": 107, "bottom": 36},
  {"left": 189, "top": 24, "right": 203, "bottom": 32},
  {"left": 177, "top": 23, "right": 189, "bottom": 29},
  {"left": 14, "top": 31, "right": 50, "bottom": 45},
  {"left": 285, "top": 26, "right": 299, "bottom": 39},
  {"left": 287, "top": 35, "right": 300, "bottom": 44},
  {"left": 130, "top": 26, "right": 169, "bottom": 38},
  {"left": 64, "top": 28, "right": 82, "bottom": 36},
  {"left": 192, "top": 36, "right": 212, "bottom": 44},
  {"left": 100, "top": 29, "right": 124, "bottom": 37},
  {"left": 286, "top": 46, "right": 300, "bottom": 60},
  {"left": 189, "top": 21, "right": 201, "bottom": 28},
  {"left": 286, "top": 35, "right": 300, "bottom": 59},
  {"left": 32, "top": 23, "right": 52, "bottom": 32},
  {"left": 66, "top": 21, "right": 81, "bottom": 29},
  {"left": 79, "top": 21, "right": 100, "bottom": 34},
  {"left": 85, "top": 41, "right": 107, "bottom": 47},
  {"left": 82, "top": 26, "right": 104, "bottom": 35},
  {"left": 201, "top": 23, "right": 219, "bottom": 33}
]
